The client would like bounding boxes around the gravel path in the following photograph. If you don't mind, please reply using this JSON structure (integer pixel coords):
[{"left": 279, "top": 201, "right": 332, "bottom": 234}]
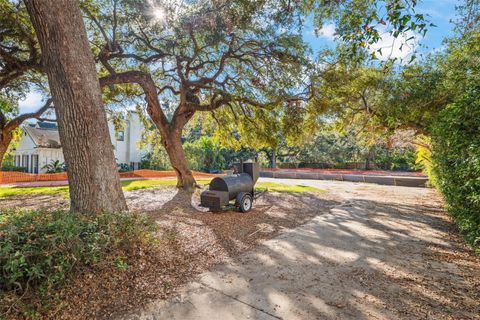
[{"left": 119, "top": 178, "right": 480, "bottom": 320}]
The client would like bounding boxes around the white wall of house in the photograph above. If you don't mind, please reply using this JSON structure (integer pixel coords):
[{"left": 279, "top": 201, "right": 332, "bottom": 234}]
[
  {"left": 109, "top": 112, "right": 145, "bottom": 168},
  {"left": 13, "top": 131, "right": 36, "bottom": 172},
  {"left": 13, "top": 132, "right": 65, "bottom": 173},
  {"left": 38, "top": 149, "right": 65, "bottom": 171},
  {"left": 110, "top": 121, "right": 128, "bottom": 164},
  {"left": 128, "top": 113, "right": 144, "bottom": 166},
  {"left": 16, "top": 130, "right": 36, "bottom": 153},
  {"left": 13, "top": 112, "right": 146, "bottom": 173}
]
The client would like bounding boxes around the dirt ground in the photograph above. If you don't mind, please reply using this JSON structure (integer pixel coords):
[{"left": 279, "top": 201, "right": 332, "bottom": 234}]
[
  {"left": 1, "top": 183, "right": 335, "bottom": 319},
  {"left": 1, "top": 179, "right": 479, "bottom": 319}
]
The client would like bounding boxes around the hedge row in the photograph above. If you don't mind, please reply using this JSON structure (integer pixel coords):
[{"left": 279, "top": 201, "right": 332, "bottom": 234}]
[{"left": 432, "top": 83, "right": 480, "bottom": 253}]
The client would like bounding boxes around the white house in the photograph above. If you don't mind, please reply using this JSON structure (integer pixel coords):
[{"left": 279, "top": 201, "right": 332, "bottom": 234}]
[{"left": 13, "top": 112, "right": 146, "bottom": 173}]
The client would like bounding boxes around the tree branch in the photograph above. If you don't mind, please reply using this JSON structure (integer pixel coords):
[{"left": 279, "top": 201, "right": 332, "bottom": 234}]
[
  {"left": 4, "top": 98, "right": 53, "bottom": 132},
  {"left": 99, "top": 71, "right": 170, "bottom": 134}
]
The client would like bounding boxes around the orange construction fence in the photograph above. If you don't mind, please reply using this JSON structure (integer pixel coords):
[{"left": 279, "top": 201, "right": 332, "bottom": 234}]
[{"left": 0, "top": 169, "right": 219, "bottom": 185}]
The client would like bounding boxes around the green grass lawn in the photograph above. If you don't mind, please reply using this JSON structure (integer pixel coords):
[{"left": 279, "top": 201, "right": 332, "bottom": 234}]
[
  {"left": 0, "top": 179, "right": 324, "bottom": 199},
  {"left": 256, "top": 181, "right": 325, "bottom": 193},
  {"left": 121, "top": 179, "right": 211, "bottom": 191},
  {"left": 0, "top": 185, "right": 69, "bottom": 198},
  {"left": 0, "top": 179, "right": 212, "bottom": 198}
]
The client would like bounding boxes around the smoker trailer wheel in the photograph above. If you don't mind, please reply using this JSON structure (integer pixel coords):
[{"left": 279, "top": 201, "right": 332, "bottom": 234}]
[
  {"left": 200, "top": 161, "right": 262, "bottom": 212},
  {"left": 236, "top": 192, "right": 253, "bottom": 213}
]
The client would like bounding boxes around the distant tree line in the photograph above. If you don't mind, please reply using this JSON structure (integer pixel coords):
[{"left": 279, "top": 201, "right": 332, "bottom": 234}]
[{"left": 139, "top": 129, "right": 417, "bottom": 173}]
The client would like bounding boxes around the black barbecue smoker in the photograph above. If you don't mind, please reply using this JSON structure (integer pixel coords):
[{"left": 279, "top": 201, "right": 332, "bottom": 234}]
[{"left": 200, "top": 161, "right": 261, "bottom": 212}]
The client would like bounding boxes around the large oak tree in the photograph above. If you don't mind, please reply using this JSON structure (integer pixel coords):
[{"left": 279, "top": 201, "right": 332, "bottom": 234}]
[{"left": 83, "top": 0, "right": 427, "bottom": 189}]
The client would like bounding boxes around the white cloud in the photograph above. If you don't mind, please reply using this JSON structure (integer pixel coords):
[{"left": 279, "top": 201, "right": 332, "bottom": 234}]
[
  {"left": 429, "top": 45, "right": 446, "bottom": 54},
  {"left": 315, "top": 23, "right": 337, "bottom": 41},
  {"left": 368, "top": 28, "right": 422, "bottom": 63},
  {"left": 18, "top": 91, "right": 47, "bottom": 114}
]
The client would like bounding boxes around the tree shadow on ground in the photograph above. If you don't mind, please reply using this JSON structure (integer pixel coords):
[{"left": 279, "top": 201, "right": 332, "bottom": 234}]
[
  {"left": 133, "top": 186, "right": 480, "bottom": 320},
  {"left": 150, "top": 187, "right": 338, "bottom": 257}
]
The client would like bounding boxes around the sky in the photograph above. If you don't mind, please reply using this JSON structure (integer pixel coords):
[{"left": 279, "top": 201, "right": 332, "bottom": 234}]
[
  {"left": 303, "top": 0, "right": 459, "bottom": 58},
  {"left": 18, "top": 0, "right": 460, "bottom": 115}
]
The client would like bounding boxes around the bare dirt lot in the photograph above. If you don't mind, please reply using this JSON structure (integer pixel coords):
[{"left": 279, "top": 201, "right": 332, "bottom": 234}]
[{"left": 1, "top": 179, "right": 479, "bottom": 319}]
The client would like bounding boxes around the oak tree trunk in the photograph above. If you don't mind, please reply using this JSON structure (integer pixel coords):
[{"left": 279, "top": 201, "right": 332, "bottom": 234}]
[
  {"left": 0, "top": 137, "right": 10, "bottom": 168},
  {"left": 0, "top": 126, "right": 14, "bottom": 168},
  {"left": 25, "top": 0, "right": 127, "bottom": 214},
  {"left": 163, "top": 131, "right": 196, "bottom": 189},
  {"left": 270, "top": 149, "right": 277, "bottom": 169}
]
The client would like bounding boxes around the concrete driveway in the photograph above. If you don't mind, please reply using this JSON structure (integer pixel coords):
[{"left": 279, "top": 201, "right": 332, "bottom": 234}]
[{"left": 119, "top": 178, "right": 480, "bottom": 320}]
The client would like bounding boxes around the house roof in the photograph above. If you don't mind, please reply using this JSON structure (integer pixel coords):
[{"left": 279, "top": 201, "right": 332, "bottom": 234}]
[
  {"left": 36, "top": 121, "right": 58, "bottom": 130},
  {"left": 24, "top": 125, "right": 61, "bottom": 148}
]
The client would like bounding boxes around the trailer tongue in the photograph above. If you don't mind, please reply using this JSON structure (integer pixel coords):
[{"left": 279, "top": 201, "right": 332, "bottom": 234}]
[{"left": 200, "top": 161, "right": 263, "bottom": 212}]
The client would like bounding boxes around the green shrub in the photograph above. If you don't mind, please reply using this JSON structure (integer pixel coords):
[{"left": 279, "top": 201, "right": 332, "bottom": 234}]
[
  {"left": 117, "top": 162, "right": 131, "bottom": 172},
  {"left": 431, "top": 83, "right": 480, "bottom": 253},
  {"left": 1, "top": 163, "right": 27, "bottom": 172},
  {"left": 184, "top": 136, "right": 226, "bottom": 172},
  {"left": 414, "top": 135, "right": 438, "bottom": 188},
  {"left": 373, "top": 148, "right": 417, "bottom": 171},
  {"left": 140, "top": 150, "right": 171, "bottom": 170},
  {"left": 0, "top": 209, "right": 157, "bottom": 315},
  {"left": 41, "top": 160, "right": 66, "bottom": 173}
]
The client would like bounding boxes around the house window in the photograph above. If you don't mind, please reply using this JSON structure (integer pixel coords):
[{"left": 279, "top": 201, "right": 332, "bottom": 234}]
[
  {"left": 31, "top": 155, "right": 39, "bottom": 174},
  {"left": 116, "top": 131, "right": 125, "bottom": 141},
  {"left": 22, "top": 155, "right": 29, "bottom": 172}
]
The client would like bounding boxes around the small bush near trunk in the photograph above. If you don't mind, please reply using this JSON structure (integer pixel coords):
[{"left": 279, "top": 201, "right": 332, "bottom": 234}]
[{"left": 0, "top": 209, "right": 157, "bottom": 317}]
